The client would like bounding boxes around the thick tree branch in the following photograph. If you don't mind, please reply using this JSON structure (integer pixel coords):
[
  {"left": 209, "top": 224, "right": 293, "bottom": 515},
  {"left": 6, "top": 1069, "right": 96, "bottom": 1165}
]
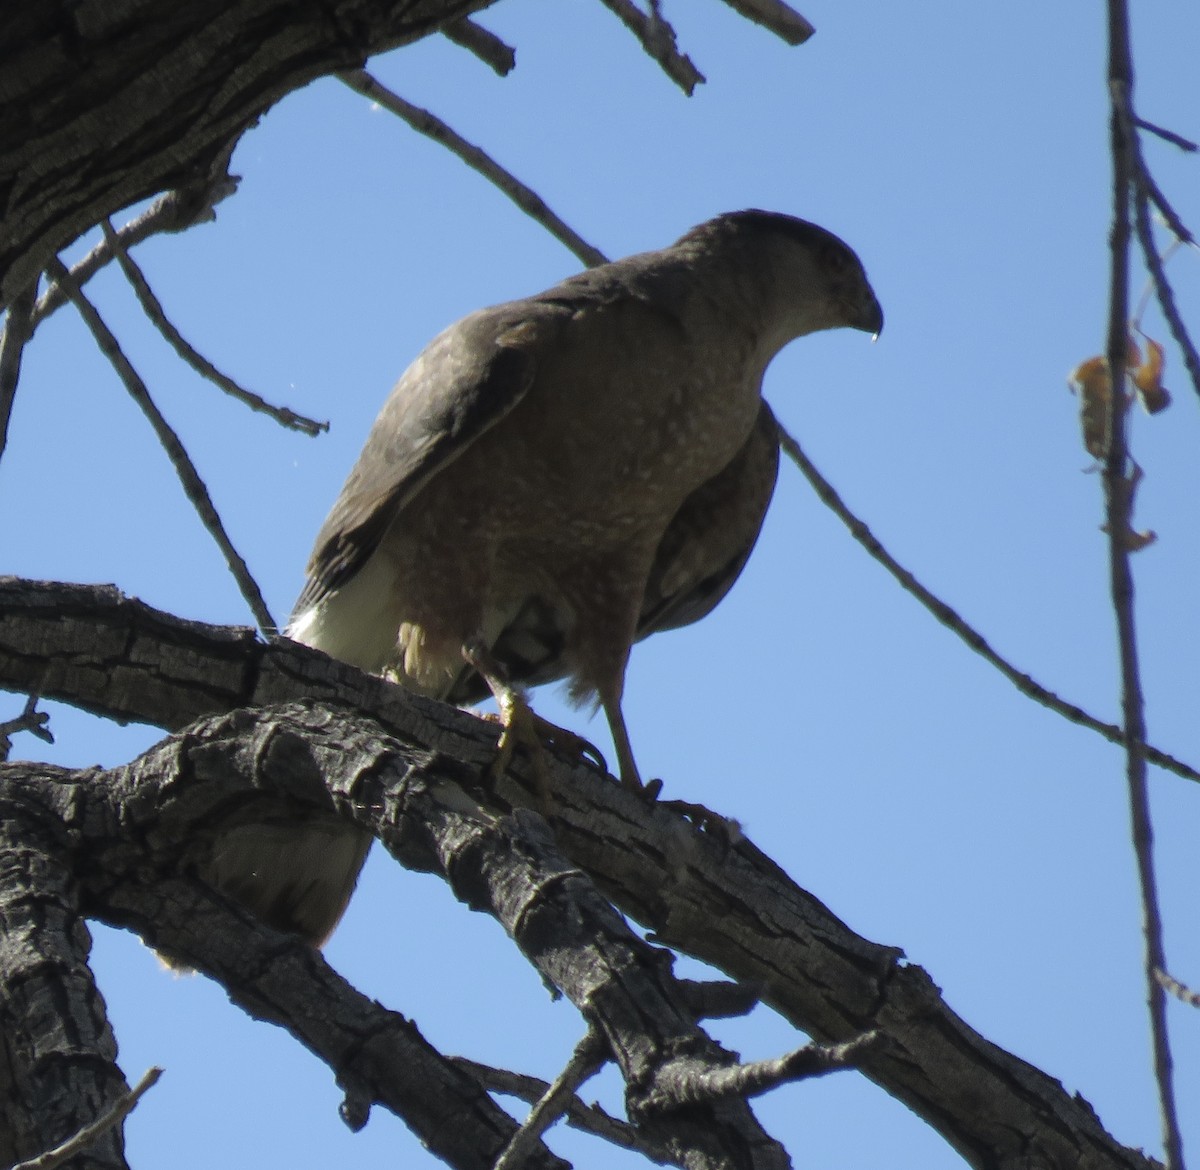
[
  {"left": 0, "top": 771, "right": 129, "bottom": 1169},
  {"left": 13, "top": 703, "right": 809, "bottom": 1170},
  {"left": 0, "top": 0, "right": 499, "bottom": 304},
  {"left": 0, "top": 578, "right": 1162, "bottom": 1170},
  {"left": 0, "top": 750, "right": 569, "bottom": 1170}
]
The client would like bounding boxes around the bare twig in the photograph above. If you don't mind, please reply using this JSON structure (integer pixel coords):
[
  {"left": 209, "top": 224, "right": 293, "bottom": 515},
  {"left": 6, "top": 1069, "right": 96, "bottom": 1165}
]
[
  {"left": 31, "top": 171, "right": 239, "bottom": 327},
  {"left": 667, "top": 1031, "right": 882, "bottom": 1106},
  {"left": 1138, "top": 164, "right": 1195, "bottom": 246},
  {"left": 1134, "top": 117, "right": 1199, "bottom": 153},
  {"left": 776, "top": 422, "right": 1200, "bottom": 786},
  {"left": 0, "top": 694, "right": 54, "bottom": 762},
  {"left": 1131, "top": 190, "right": 1200, "bottom": 403},
  {"left": 0, "top": 283, "right": 35, "bottom": 462},
  {"left": 1154, "top": 969, "right": 1200, "bottom": 1008},
  {"left": 452, "top": 1057, "right": 654, "bottom": 1155},
  {"left": 717, "top": 0, "right": 815, "bottom": 45},
  {"left": 45, "top": 257, "right": 277, "bottom": 636},
  {"left": 597, "top": 0, "right": 705, "bottom": 95},
  {"left": 441, "top": 17, "right": 516, "bottom": 75},
  {"left": 1105, "top": 5, "right": 1184, "bottom": 1167},
  {"left": 339, "top": 71, "right": 608, "bottom": 270},
  {"left": 99, "top": 221, "right": 328, "bottom": 436},
  {"left": 10, "top": 1066, "right": 163, "bottom": 1170},
  {"left": 493, "top": 1031, "right": 608, "bottom": 1170}
]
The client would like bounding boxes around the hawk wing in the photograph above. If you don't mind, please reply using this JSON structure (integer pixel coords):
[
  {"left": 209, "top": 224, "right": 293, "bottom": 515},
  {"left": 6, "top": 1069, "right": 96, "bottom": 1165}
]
[
  {"left": 291, "top": 304, "right": 556, "bottom": 621},
  {"left": 637, "top": 399, "right": 780, "bottom": 636},
  {"left": 292, "top": 263, "right": 693, "bottom": 624}
]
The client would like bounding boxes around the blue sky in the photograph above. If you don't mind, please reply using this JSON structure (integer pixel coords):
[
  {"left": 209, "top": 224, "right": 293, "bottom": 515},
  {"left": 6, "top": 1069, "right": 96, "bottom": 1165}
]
[{"left": 3, "top": 1, "right": 1198, "bottom": 1166}]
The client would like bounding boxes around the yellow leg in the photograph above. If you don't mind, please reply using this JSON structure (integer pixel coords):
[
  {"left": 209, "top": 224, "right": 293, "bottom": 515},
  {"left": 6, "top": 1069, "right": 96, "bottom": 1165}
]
[{"left": 602, "top": 696, "right": 650, "bottom": 793}]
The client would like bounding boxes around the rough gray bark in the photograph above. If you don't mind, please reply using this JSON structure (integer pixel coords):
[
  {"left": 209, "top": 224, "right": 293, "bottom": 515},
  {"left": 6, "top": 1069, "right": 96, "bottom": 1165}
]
[
  {"left": 0, "top": 0, "right": 496, "bottom": 304},
  {"left": 0, "top": 578, "right": 1162, "bottom": 1170},
  {"left": 0, "top": 762, "right": 126, "bottom": 1169}
]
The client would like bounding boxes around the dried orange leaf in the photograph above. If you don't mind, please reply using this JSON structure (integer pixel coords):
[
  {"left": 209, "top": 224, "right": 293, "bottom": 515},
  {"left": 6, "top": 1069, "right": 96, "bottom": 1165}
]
[
  {"left": 1132, "top": 335, "right": 1171, "bottom": 413},
  {"left": 1101, "top": 522, "right": 1157, "bottom": 552},
  {"left": 1069, "top": 356, "right": 1111, "bottom": 459}
]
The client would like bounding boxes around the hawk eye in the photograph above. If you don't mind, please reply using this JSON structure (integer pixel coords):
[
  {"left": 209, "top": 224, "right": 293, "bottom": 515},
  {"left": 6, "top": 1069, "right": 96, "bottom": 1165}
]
[{"left": 821, "top": 244, "right": 851, "bottom": 273}]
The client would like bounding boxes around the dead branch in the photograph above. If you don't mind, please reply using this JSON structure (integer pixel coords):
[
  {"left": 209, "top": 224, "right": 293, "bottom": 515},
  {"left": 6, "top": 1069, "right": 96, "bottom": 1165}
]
[
  {"left": 29, "top": 158, "right": 239, "bottom": 327},
  {"left": 453, "top": 1056, "right": 654, "bottom": 1155},
  {"left": 11, "top": 1068, "right": 163, "bottom": 1170},
  {"left": 663, "top": 1033, "right": 883, "bottom": 1107},
  {"left": 1154, "top": 969, "right": 1200, "bottom": 1009},
  {"left": 493, "top": 1030, "right": 608, "bottom": 1170},
  {"left": 0, "top": 284, "right": 35, "bottom": 462},
  {"left": 597, "top": 0, "right": 706, "bottom": 95},
  {"left": 0, "top": 753, "right": 570, "bottom": 1170},
  {"left": 442, "top": 17, "right": 517, "bottom": 75},
  {"left": 0, "top": 695, "right": 52, "bottom": 762},
  {"left": 1134, "top": 118, "right": 1198, "bottom": 152},
  {"left": 717, "top": 0, "right": 814, "bottom": 45},
  {"left": 0, "top": 769, "right": 129, "bottom": 1169},
  {"left": 43, "top": 259, "right": 277, "bottom": 636},
  {"left": 339, "top": 70, "right": 609, "bottom": 269},
  {"left": 1131, "top": 191, "right": 1200, "bottom": 403},
  {"left": 0, "top": 1, "right": 503, "bottom": 304},
  {"left": 19, "top": 702, "right": 814, "bottom": 1169},
  {"left": 99, "top": 221, "right": 328, "bottom": 437},
  {"left": 0, "top": 577, "right": 1162, "bottom": 1170},
  {"left": 1104, "top": 4, "right": 1184, "bottom": 1164},
  {"left": 775, "top": 423, "right": 1200, "bottom": 787}
]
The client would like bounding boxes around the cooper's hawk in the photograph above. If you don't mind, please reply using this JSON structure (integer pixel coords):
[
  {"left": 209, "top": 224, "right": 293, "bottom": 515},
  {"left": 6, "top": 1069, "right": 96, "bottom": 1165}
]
[{"left": 209, "top": 210, "right": 882, "bottom": 945}]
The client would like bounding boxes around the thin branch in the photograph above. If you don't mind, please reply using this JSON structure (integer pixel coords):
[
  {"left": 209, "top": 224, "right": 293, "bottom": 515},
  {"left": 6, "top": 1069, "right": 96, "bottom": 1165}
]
[
  {"left": 775, "top": 422, "right": 1200, "bottom": 786},
  {"left": 493, "top": 1031, "right": 608, "bottom": 1170},
  {"left": 10, "top": 1066, "right": 163, "bottom": 1170},
  {"left": 339, "top": 71, "right": 608, "bottom": 269},
  {"left": 441, "top": 17, "right": 516, "bottom": 75},
  {"left": 44, "top": 257, "right": 277, "bottom": 636},
  {"left": 30, "top": 170, "right": 239, "bottom": 328},
  {"left": 1134, "top": 117, "right": 1199, "bottom": 153},
  {"left": 1155, "top": 969, "right": 1200, "bottom": 1009},
  {"left": 717, "top": 0, "right": 815, "bottom": 45},
  {"left": 1131, "top": 188, "right": 1200, "bottom": 403},
  {"left": 1105, "top": 5, "right": 1185, "bottom": 1167},
  {"left": 667, "top": 1031, "right": 883, "bottom": 1106},
  {"left": 453, "top": 1057, "right": 657, "bottom": 1157},
  {"left": 597, "top": 0, "right": 705, "bottom": 95},
  {"left": 99, "top": 221, "right": 328, "bottom": 436},
  {"left": 0, "top": 694, "right": 54, "bottom": 762},
  {"left": 1138, "top": 163, "right": 1195, "bottom": 246},
  {"left": 0, "top": 284, "right": 36, "bottom": 463}
]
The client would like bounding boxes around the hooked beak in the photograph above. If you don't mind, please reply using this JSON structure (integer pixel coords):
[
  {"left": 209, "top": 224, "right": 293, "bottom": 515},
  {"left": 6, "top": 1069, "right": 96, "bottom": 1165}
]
[{"left": 856, "top": 294, "right": 884, "bottom": 341}]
